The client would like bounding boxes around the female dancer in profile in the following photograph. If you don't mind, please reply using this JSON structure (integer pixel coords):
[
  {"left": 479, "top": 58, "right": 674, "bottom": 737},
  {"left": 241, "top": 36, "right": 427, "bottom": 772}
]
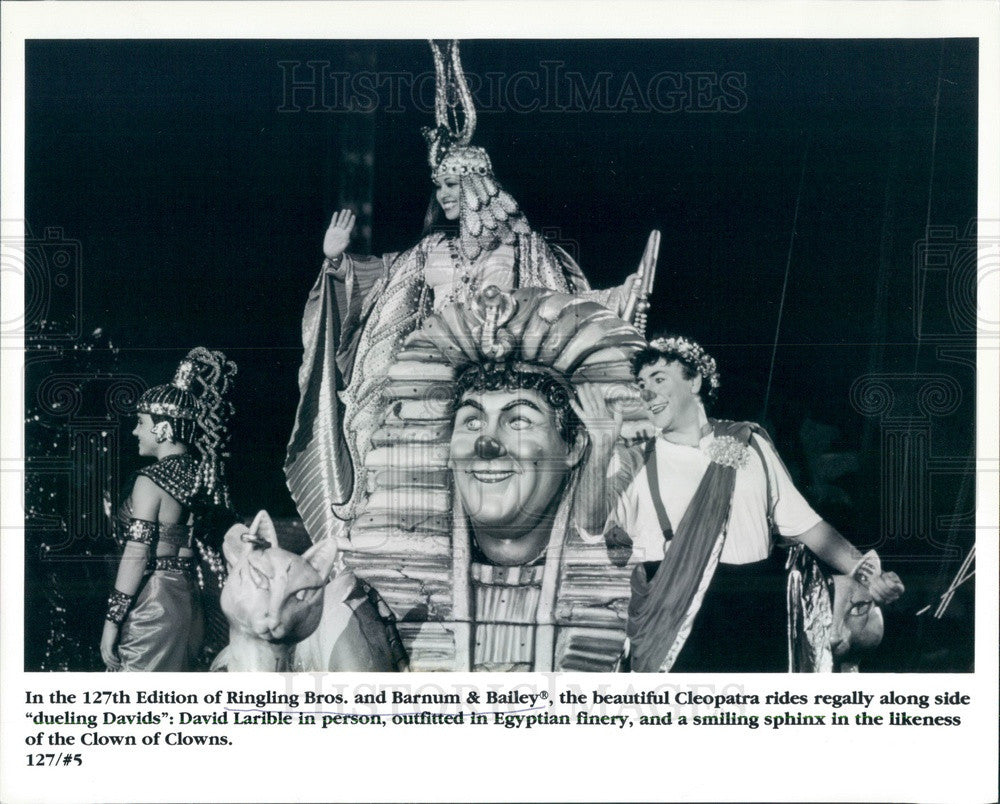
[{"left": 101, "top": 348, "right": 236, "bottom": 671}]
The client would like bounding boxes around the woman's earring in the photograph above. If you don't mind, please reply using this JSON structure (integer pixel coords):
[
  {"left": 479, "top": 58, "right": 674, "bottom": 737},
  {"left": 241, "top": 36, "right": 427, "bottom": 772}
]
[{"left": 152, "top": 422, "right": 172, "bottom": 444}]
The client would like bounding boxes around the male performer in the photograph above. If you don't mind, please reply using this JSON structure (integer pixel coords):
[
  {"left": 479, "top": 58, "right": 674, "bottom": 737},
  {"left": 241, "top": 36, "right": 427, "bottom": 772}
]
[{"left": 573, "top": 335, "right": 904, "bottom": 672}]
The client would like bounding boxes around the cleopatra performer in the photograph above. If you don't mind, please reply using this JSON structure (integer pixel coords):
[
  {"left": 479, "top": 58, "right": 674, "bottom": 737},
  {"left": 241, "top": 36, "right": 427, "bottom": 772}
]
[
  {"left": 574, "top": 336, "right": 905, "bottom": 672},
  {"left": 101, "top": 348, "right": 236, "bottom": 672},
  {"left": 286, "top": 41, "right": 650, "bottom": 543}
]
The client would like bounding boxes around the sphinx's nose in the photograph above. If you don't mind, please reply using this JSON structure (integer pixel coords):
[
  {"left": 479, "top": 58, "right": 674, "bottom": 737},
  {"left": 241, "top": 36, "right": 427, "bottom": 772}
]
[{"left": 474, "top": 435, "right": 506, "bottom": 460}]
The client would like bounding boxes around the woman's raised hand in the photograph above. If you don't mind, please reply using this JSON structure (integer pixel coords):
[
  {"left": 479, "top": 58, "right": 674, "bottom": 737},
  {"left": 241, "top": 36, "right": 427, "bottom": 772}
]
[{"left": 323, "top": 209, "right": 356, "bottom": 260}]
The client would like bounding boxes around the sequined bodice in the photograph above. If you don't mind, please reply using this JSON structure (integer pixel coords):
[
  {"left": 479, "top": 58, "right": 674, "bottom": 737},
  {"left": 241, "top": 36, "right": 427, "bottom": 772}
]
[
  {"left": 422, "top": 236, "right": 516, "bottom": 311},
  {"left": 137, "top": 454, "right": 200, "bottom": 506},
  {"left": 114, "top": 455, "right": 198, "bottom": 555}
]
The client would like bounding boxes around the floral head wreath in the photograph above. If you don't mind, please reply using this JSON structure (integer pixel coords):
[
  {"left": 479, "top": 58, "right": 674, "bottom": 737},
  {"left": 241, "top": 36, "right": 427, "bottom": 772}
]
[
  {"left": 421, "top": 40, "right": 530, "bottom": 262},
  {"left": 137, "top": 347, "right": 237, "bottom": 506},
  {"left": 648, "top": 336, "right": 721, "bottom": 399}
]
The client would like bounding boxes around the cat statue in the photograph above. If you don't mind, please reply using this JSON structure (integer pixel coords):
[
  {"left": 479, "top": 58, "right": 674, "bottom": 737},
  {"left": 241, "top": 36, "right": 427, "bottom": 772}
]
[
  {"left": 787, "top": 543, "right": 885, "bottom": 672},
  {"left": 211, "top": 510, "right": 406, "bottom": 672},
  {"left": 827, "top": 571, "right": 885, "bottom": 670}
]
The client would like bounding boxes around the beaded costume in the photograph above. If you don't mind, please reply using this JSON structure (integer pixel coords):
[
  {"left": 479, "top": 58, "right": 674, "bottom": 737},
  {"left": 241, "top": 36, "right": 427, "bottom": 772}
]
[
  {"left": 108, "top": 349, "right": 236, "bottom": 672},
  {"left": 113, "top": 461, "right": 204, "bottom": 672}
]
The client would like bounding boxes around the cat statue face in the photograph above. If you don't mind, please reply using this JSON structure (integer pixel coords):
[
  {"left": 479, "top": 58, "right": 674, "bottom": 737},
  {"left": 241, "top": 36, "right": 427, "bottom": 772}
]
[
  {"left": 213, "top": 511, "right": 338, "bottom": 670},
  {"left": 787, "top": 544, "right": 886, "bottom": 672},
  {"left": 829, "top": 573, "right": 884, "bottom": 662}
]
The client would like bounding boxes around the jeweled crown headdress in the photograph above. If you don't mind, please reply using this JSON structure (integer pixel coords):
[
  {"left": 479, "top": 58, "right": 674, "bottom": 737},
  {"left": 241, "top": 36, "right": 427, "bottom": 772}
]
[
  {"left": 137, "top": 347, "right": 237, "bottom": 505},
  {"left": 433, "top": 145, "right": 492, "bottom": 179},
  {"left": 137, "top": 358, "right": 199, "bottom": 421},
  {"left": 422, "top": 40, "right": 530, "bottom": 262}
]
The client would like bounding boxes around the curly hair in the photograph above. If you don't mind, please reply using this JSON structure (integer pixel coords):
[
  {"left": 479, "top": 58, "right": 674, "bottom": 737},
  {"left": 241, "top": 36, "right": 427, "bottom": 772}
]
[{"left": 454, "top": 361, "right": 581, "bottom": 444}]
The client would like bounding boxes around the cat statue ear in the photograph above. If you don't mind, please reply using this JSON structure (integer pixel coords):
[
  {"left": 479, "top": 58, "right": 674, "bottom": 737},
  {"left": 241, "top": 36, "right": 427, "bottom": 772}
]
[
  {"left": 221, "top": 510, "right": 338, "bottom": 577},
  {"left": 249, "top": 509, "right": 278, "bottom": 544},
  {"left": 221, "top": 511, "right": 274, "bottom": 568}
]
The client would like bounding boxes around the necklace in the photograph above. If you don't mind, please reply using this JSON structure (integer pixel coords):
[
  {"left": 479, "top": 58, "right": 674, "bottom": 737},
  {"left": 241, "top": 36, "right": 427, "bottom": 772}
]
[{"left": 445, "top": 235, "right": 479, "bottom": 306}]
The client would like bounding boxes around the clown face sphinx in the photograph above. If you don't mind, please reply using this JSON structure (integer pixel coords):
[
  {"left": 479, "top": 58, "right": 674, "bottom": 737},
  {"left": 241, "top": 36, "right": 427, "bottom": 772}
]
[{"left": 450, "top": 387, "right": 584, "bottom": 567}]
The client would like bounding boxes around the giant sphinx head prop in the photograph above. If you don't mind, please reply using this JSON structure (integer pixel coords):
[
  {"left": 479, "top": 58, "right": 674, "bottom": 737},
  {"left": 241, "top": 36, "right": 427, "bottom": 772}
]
[{"left": 390, "top": 286, "right": 645, "bottom": 563}]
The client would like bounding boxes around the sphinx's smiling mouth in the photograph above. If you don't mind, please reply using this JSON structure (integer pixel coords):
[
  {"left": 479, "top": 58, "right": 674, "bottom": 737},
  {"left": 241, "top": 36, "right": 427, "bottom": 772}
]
[{"left": 469, "top": 469, "right": 515, "bottom": 484}]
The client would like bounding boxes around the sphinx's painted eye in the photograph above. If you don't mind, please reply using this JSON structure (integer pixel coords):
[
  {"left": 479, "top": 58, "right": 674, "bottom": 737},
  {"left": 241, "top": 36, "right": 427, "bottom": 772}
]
[
  {"left": 248, "top": 563, "right": 270, "bottom": 591},
  {"left": 295, "top": 589, "right": 308, "bottom": 601}
]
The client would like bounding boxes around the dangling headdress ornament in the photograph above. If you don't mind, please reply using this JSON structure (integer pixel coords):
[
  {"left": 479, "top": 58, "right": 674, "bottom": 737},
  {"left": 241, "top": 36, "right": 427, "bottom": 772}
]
[
  {"left": 136, "top": 347, "right": 237, "bottom": 506},
  {"left": 422, "top": 40, "right": 530, "bottom": 262},
  {"left": 646, "top": 335, "right": 721, "bottom": 402}
]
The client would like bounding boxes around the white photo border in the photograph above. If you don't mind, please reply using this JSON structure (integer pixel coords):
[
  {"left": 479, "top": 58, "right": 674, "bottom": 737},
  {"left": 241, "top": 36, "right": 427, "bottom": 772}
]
[{"left": 2, "top": 3, "right": 997, "bottom": 802}]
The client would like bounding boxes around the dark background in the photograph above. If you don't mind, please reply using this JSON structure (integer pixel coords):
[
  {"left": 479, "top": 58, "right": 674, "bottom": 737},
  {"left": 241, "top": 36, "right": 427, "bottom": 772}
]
[{"left": 24, "top": 39, "right": 978, "bottom": 670}]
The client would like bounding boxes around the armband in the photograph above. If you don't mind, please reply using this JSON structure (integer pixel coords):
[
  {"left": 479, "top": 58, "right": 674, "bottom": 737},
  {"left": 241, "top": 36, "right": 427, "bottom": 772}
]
[
  {"left": 105, "top": 589, "right": 135, "bottom": 624},
  {"left": 125, "top": 518, "right": 157, "bottom": 546}
]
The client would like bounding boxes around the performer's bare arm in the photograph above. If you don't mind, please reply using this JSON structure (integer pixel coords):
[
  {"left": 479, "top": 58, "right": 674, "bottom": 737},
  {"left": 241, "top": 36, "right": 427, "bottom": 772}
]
[
  {"left": 794, "top": 520, "right": 905, "bottom": 605},
  {"left": 570, "top": 383, "right": 625, "bottom": 535},
  {"left": 100, "top": 475, "right": 162, "bottom": 669}
]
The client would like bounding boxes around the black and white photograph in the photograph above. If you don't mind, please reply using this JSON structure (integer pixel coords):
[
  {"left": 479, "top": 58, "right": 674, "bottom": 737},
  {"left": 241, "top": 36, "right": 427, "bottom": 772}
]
[{"left": 2, "top": 2, "right": 997, "bottom": 802}]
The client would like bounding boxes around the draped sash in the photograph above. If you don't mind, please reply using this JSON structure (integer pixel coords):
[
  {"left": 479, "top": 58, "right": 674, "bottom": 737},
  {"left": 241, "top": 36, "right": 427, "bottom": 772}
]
[{"left": 625, "top": 421, "right": 754, "bottom": 673}]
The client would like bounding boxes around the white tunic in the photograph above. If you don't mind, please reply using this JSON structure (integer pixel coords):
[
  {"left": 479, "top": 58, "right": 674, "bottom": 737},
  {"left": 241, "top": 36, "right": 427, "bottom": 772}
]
[{"left": 593, "top": 432, "right": 822, "bottom": 565}]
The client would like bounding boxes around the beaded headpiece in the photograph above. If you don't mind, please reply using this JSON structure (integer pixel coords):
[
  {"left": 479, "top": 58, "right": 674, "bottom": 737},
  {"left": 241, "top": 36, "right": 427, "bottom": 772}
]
[
  {"left": 422, "top": 40, "right": 530, "bottom": 262},
  {"left": 433, "top": 145, "right": 492, "bottom": 179},
  {"left": 136, "top": 347, "right": 237, "bottom": 506},
  {"left": 646, "top": 335, "right": 721, "bottom": 401},
  {"left": 137, "top": 358, "right": 199, "bottom": 449}
]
